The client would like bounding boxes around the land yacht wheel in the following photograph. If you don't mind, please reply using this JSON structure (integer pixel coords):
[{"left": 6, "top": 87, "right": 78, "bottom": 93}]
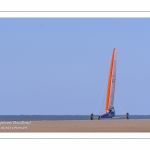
[
  {"left": 126, "top": 113, "right": 129, "bottom": 119},
  {"left": 90, "top": 113, "right": 93, "bottom": 120}
]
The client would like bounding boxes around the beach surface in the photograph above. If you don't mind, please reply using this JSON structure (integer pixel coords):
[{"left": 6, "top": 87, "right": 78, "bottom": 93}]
[{"left": 0, "top": 119, "right": 150, "bottom": 132}]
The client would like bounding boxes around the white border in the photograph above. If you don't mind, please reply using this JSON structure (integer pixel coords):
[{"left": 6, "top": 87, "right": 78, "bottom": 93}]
[
  {"left": 0, "top": 133, "right": 150, "bottom": 139},
  {"left": 0, "top": 12, "right": 150, "bottom": 18},
  {"left": 0, "top": 0, "right": 150, "bottom": 11},
  {"left": 1, "top": 138, "right": 149, "bottom": 150}
]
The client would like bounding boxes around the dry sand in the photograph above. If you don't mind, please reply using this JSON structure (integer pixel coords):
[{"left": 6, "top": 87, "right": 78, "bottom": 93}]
[{"left": 0, "top": 119, "right": 150, "bottom": 132}]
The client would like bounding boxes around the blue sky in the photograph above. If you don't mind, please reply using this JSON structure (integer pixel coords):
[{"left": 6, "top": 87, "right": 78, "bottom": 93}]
[{"left": 0, "top": 18, "right": 150, "bottom": 115}]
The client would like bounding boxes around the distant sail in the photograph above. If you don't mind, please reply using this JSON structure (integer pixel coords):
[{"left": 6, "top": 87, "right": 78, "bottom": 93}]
[{"left": 105, "top": 48, "right": 116, "bottom": 112}]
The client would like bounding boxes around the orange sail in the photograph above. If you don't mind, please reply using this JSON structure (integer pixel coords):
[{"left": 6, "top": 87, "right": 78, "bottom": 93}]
[{"left": 105, "top": 48, "right": 116, "bottom": 112}]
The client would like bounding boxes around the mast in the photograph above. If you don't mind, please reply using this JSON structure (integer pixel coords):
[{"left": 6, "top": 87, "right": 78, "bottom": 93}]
[{"left": 105, "top": 48, "right": 116, "bottom": 112}]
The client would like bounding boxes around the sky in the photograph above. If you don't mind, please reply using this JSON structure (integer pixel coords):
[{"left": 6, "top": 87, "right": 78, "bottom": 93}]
[{"left": 0, "top": 18, "right": 150, "bottom": 115}]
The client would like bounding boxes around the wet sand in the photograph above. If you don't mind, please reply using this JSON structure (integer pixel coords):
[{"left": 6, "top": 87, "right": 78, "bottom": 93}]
[{"left": 0, "top": 119, "right": 150, "bottom": 132}]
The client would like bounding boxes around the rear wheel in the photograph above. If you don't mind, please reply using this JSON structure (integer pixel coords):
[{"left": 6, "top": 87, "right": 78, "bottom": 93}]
[{"left": 90, "top": 114, "right": 93, "bottom": 120}]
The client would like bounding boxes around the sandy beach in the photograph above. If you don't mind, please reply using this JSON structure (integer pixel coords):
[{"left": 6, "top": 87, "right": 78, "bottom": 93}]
[{"left": 0, "top": 119, "right": 150, "bottom": 132}]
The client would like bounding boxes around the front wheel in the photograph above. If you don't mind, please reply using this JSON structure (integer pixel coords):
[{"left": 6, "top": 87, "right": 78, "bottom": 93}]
[{"left": 126, "top": 113, "right": 129, "bottom": 119}]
